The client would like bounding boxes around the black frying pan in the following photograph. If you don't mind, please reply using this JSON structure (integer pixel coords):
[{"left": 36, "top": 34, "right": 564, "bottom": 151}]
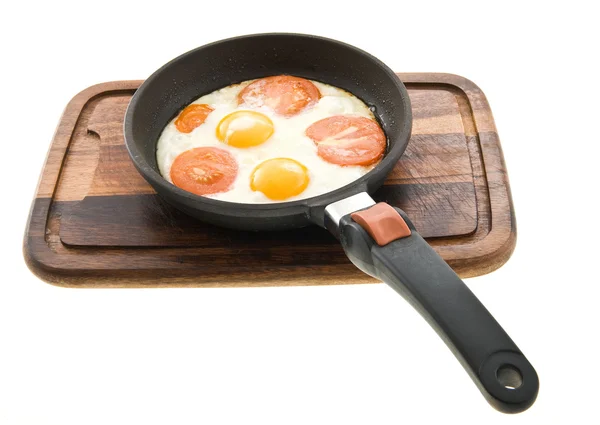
[{"left": 124, "top": 33, "right": 538, "bottom": 413}]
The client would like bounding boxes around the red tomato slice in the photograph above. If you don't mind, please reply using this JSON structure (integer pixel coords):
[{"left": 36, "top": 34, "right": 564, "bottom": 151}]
[
  {"left": 238, "top": 75, "right": 320, "bottom": 116},
  {"left": 174, "top": 104, "right": 214, "bottom": 133},
  {"left": 305, "top": 115, "right": 386, "bottom": 166},
  {"left": 170, "top": 147, "right": 238, "bottom": 196}
]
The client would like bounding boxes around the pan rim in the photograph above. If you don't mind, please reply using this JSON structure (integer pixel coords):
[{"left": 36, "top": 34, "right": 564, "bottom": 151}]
[{"left": 124, "top": 32, "right": 412, "bottom": 218}]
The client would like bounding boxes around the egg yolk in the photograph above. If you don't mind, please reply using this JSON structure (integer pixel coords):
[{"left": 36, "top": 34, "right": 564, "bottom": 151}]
[
  {"left": 216, "top": 111, "right": 274, "bottom": 148},
  {"left": 250, "top": 158, "right": 310, "bottom": 200}
]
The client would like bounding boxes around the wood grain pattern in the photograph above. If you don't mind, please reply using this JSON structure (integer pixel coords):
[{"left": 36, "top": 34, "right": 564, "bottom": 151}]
[{"left": 23, "top": 74, "right": 516, "bottom": 287}]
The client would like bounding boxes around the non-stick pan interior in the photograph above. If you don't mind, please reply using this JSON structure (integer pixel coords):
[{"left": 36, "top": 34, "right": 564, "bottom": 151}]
[{"left": 125, "top": 33, "right": 412, "bottom": 230}]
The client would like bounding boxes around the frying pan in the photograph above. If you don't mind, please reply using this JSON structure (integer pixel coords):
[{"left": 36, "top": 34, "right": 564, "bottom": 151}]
[{"left": 124, "top": 33, "right": 538, "bottom": 413}]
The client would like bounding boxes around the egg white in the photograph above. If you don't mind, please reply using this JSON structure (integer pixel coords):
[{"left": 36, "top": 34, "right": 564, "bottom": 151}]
[{"left": 156, "top": 79, "right": 380, "bottom": 203}]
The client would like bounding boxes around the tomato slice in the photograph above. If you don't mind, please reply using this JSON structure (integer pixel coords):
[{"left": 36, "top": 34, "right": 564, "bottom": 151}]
[
  {"left": 174, "top": 104, "right": 214, "bottom": 133},
  {"left": 238, "top": 75, "right": 320, "bottom": 116},
  {"left": 305, "top": 115, "right": 386, "bottom": 166},
  {"left": 170, "top": 147, "right": 238, "bottom": 196}
]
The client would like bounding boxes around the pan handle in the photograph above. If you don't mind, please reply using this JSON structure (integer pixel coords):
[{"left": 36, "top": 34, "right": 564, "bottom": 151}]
[{"left": 326, "top": 198, "right": 538, "bottom": 413}]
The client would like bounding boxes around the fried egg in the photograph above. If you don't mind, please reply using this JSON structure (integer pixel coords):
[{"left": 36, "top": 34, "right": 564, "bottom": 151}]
[{"left": 156, "top": 77, "right": 384, "bottom": 203}]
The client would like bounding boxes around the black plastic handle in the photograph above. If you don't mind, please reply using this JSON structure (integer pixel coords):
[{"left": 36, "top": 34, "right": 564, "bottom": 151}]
[{"left": 338, "top": 207, "right": 538, "bottom": 413}]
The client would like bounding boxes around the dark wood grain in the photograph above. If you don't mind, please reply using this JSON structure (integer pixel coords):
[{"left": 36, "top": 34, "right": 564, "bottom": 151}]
[{"left": 23, "top": 75, "right": 516, "bottom": 287}]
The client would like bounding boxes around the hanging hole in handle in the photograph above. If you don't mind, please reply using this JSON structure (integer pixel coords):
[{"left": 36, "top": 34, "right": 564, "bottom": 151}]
[
  {"left": 480, "top": 352, "right": 538, "bottom": 412},
  {"left": 496, "top": 365, "right": 523, "bottom": 390}
]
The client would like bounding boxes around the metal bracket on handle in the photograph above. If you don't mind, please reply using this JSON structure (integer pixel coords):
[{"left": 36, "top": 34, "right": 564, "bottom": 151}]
[{"left": 324, "top": 192, "right": 376, "bottom": 239}]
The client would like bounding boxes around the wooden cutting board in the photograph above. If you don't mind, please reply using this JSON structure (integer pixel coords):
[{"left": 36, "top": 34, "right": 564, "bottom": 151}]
[{"left": 23, "top": 73, "right": 516, "bottom": 287}]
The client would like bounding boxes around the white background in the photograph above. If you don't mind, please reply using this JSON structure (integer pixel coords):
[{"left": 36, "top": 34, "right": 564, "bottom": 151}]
[{"left": 1, "top": 1, "right": 599, "bottom": 423}]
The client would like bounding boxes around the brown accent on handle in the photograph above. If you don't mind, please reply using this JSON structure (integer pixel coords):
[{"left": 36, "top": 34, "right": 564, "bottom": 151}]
[
  {"left": 23, "top": 74, "right": 516, "bottom": 287},
  {"left": 351, "top": 203, "right": 411, "bottom": 246}
]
